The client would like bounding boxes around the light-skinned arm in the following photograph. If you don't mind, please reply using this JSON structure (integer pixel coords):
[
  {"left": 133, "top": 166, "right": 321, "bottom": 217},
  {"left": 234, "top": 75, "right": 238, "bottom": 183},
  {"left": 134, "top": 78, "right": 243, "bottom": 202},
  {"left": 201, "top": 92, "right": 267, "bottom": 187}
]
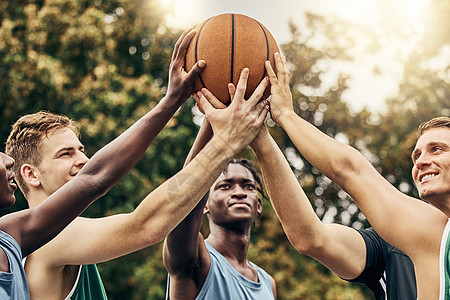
[
  {"left": 265, "top": 53, "right": 446, "bottom": 297},
  {"left": 0, "top": 27, "right": 206, "bottom": 258},
  {"left": 163, "top": 70, "right": 270, "bottom": 299},
  {"left": 250, "top": 126, "right": 367, "bottom": 279},
  {"left": 20, "top": 66, "right": 268, "bottom": 269}
]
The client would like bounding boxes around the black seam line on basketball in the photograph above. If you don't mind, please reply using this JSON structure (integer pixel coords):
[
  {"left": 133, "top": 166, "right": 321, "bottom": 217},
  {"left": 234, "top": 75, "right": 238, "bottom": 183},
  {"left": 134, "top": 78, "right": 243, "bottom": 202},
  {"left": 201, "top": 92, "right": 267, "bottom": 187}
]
[
  {"left": 196, "top": 18, "right": 212, "bottom": 89},
  {"left": 230, "top": 14, "right": 235, "bottom": 87},
  {"left": 256, "top": 21, "right": 270, "bottom": 80}
]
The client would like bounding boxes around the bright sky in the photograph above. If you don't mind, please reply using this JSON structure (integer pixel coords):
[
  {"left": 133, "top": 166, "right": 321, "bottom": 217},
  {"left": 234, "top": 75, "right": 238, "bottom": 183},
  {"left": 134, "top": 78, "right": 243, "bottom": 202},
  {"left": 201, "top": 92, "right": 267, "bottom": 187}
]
[{"left": 159, "top": 0, "right": 430, "bottom": 113}]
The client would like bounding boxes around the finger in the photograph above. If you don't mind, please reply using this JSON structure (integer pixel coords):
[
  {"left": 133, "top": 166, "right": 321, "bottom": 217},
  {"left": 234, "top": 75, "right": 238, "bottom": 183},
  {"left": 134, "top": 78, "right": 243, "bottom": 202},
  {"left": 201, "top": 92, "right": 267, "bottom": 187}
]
[
  {"left": 201, "top": 88, "right": 227, "bottom": 109},
  {"left": 280, "top": 54, "right": 290, "bottom": 85},
  {"left": 273, "top": 52, "right": 287, "bottom": 83},
  {"left": 247, "top": 76, "right": 269, "bottom": 106},
  {"left": 172, "top": 27, "right": 193, "bottom": 62},
  {"left": 232, "top": 68, "right": 249, "bottom": 104},
  {"left": 228, "top": 83, "right": 236, "bottom": 102},
  {"left": 173, "top": 28, "right": 196, "bottom": 69},
  {"left": 195, "top": 91, "right": 215, "bottom": 115},
  {"left": 265, "top": 60, "right": 278, "bottom": 85},
  {"left": 192, "top": 91, "right": 200, "bottom": 102},
  {"left": 193, "top": 91, "right": 205, "bottom": 114},
  {"left": 255, "top": 99, "right": 270, "bottom": 124},
  {"left": 185, "top": 59, "right": 206, "bottom": 81}
]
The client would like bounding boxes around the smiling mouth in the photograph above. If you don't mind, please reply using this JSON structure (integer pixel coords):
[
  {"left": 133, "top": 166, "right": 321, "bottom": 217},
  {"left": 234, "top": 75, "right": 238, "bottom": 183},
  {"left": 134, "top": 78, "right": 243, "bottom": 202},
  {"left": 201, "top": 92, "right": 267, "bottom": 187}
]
[
  {"left": 7, "top": 173, "right": 15, "bottom": 184},
  {"left": 8, "top": 177, "right": 17, "bottom": 190},
  {"left": 420, "top": 173, "right": 438, "bottom": 183}
]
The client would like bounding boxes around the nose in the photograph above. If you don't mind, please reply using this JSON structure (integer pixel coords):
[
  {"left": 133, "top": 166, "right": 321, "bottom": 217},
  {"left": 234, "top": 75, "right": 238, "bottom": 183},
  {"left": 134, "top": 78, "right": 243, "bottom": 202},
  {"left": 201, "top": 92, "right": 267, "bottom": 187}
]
[
  {"left": 231, "top": 185, "right": 247, "bottom": 199},
  {"left": 0, "top": 152, "right": 15, "bottom": 169},
  {"left": 75, "top": 151, "right": 89, "bottom": 167},
  {"left": 415, "top": 153, "right": 431, "bottom": 170}
]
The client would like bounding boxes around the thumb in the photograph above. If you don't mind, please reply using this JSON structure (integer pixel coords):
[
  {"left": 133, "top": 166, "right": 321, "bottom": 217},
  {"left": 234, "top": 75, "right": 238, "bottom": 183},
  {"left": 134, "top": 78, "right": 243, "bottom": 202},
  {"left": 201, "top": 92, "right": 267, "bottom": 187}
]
[
  {"left": 187, "top": 60, "right": 206, "bottom": 79},
  {"left": 195, "top": 91, "right": 215, "bottom": 115}
]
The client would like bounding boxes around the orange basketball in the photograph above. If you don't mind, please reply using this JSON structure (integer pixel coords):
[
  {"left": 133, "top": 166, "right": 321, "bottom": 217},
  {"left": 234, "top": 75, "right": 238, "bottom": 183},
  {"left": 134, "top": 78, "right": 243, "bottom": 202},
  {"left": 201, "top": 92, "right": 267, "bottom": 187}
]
[{"left": 185, "top": 13, "right": 279, "bottom": 105}]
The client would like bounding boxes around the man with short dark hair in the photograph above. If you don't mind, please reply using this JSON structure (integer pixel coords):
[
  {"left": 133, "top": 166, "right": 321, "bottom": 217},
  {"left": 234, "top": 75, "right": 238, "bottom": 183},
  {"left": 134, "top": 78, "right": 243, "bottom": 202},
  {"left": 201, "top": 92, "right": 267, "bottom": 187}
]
[{"left": 163, "top": 79, "right": 276, "bottom": 300}]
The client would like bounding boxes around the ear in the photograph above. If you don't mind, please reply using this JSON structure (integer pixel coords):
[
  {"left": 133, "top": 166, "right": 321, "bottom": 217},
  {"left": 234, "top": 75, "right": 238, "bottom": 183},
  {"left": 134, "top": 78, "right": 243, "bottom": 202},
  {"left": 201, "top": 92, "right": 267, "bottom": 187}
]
[
  {"left": 203, "top": 204, "right": 209, "bottom": 215},
  {"left": 257, "top": 199, "right": 263, "bottom": 217},
  {"left": 21, "top": 164, "right": 41, "bottom": 188}
]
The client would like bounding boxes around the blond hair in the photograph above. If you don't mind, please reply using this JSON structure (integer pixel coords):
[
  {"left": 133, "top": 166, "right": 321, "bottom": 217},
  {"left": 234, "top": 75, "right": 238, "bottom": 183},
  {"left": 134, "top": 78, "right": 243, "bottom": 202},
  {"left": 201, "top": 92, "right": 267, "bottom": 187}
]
[{"left": 5, "top": 111, "right": 79, "bottom": 196}]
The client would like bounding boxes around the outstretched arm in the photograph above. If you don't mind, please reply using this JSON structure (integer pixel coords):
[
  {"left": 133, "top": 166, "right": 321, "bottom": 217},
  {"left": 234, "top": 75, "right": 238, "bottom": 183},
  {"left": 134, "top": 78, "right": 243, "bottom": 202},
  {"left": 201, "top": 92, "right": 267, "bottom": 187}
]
[
  {"left": 163, "top": 69, "right": 270, "bottom": 298},
  {"left": 162, "top": 118, "right": 212, "bottom": 288},
  {"left": 162, "top": 91, "right": 225, "bottom": 270},
  {"left": 0, "top": 27, "right": 206, "bottom": 257},
  {"left": 265, "top": 53, "right": 446, "bottom": 262},
  {"left": 250, "top": 127, "right": 367, "bottom": 279}
]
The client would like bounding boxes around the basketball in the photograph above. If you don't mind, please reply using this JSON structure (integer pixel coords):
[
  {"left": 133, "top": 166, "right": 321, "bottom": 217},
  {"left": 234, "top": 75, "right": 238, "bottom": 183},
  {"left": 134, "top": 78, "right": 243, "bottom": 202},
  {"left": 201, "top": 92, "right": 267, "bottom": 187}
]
[{"left": 185, "top": 13, "right": 280, "bottom": 105}]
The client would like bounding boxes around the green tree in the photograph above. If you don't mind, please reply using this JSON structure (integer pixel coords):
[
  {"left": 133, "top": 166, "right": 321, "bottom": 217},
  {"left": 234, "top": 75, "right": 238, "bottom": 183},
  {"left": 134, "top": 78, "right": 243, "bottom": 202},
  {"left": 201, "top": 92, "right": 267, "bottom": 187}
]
[
  {"left": 1, "top": 0, "right": 197, "bottom": 298},
  {"left": 2, "top": 0, "right": 450, "bottom": 298}
]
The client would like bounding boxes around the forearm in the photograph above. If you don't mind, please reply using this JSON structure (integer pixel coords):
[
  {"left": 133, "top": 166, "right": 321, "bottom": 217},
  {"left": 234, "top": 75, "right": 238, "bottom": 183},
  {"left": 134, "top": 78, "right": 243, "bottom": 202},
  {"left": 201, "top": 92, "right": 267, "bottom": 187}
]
[
  {"left": 277, "top": 111, "right": 365, "bottom": 191},
  {"left": 275, "top": 111, "right": 429, "bottom": 255},
  {"left": 164, "top": 119, "right": 213, "bottom": 266},
  {"left": 83, "top": 95, "right": 184, "bottom": 191},
  {"left": 252, "top": 133, "right": 368, "bottom": 279},
  {"left": 135, "top": 136, "right": 236, "bottom": 246},
  {"left": 20, "top": 96, "right": 184, "bottom": 255},
  {"left": 183, "top": 118, "right": 213, "bottom": 167},
  {"left": 251, "top": 133, "right": 324, "bottom": 251}
]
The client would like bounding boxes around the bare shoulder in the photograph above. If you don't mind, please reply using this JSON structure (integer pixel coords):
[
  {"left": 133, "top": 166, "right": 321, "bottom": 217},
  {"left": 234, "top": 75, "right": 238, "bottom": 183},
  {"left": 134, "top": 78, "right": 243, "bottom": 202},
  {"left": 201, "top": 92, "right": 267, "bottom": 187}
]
[
  {"left": 167, "top": 234, "right": 210, "bottom": 298},
  {"left": 0, "top": 248, "right": 9, "bottom": 272},
  {"left": 0, "top": 210, "right": 32, "bottom": 248},
  {"left": 24, "top": 216, "right": 87, "bottom": 268},
  {"left": 269, "top": 274, "right": 277, "bottom": 298}
]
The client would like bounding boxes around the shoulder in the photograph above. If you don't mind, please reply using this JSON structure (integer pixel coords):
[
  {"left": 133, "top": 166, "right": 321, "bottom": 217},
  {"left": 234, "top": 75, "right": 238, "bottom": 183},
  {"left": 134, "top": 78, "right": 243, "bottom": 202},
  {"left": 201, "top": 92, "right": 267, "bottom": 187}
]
[
  {"left": 23, "top": 217, "right": 87, "bottom": 269},
  {"left": 0, "top": 247, "right": 9, "bottom": 272},
  {"left": 0, "top": 210, "right": 37, "bottom": 252}
]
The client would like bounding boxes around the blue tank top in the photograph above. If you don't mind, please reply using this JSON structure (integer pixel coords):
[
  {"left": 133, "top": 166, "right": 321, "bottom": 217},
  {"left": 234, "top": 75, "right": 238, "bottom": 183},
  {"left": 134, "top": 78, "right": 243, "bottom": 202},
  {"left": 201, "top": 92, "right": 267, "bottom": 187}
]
[
  {"left": 0, "top": 230, "right": 30, "bottom": 299},
  {"left": 166, "top": 242, "right": 274, "bottom": 299}
]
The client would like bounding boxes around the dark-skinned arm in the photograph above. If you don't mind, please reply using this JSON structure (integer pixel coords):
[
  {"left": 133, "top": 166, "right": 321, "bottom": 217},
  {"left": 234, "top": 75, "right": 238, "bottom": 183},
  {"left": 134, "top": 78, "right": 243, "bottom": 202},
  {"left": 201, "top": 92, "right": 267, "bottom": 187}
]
[{"left": 0, "top": 27, "right": 206, "bottom": 257}]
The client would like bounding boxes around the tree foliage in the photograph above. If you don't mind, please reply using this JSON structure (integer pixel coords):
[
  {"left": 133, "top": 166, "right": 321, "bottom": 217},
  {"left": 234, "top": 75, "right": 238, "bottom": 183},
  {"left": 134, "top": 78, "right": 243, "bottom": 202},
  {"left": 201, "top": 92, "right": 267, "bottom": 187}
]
[{"left": 1, "top": 0, "right": 449, "bottom": 299}]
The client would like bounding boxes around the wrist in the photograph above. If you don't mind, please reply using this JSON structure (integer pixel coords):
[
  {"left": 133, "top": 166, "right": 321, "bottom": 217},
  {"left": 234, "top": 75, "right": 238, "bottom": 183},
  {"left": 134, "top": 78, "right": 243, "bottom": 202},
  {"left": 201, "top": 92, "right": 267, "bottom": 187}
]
[
  {"left": 250, "top": 133, "right": 269, "bottom": 152},
  {"left": 209, "top": 136, "right": 239, "bottom": 159},
  {"left": 277, "top": 110, "right": 297, "bottom": 129},
  {"left": 159, "top": 93, "right": 186, "bottom": 110},
  {"left": 251, "top": 136, "right": 273, "bottom": 157}
]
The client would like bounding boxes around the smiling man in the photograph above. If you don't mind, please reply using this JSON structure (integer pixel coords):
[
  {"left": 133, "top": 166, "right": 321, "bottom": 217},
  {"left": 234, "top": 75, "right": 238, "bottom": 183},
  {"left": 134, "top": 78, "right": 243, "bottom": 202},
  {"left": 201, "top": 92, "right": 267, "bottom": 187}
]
[
  {"left": 264, "top": 51, "right": 450, "bottom": 299},
  {"left": 2, "top": 28, "right": 270, "bottom": 300}
]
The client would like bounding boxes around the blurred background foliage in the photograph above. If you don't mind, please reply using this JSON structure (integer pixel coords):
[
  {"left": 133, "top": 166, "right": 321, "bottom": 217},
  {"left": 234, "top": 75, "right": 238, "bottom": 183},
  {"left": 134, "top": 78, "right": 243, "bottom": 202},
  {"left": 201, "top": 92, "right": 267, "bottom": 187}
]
[{"left": 1, "top": 0, "right": 449, "bottom": 299}]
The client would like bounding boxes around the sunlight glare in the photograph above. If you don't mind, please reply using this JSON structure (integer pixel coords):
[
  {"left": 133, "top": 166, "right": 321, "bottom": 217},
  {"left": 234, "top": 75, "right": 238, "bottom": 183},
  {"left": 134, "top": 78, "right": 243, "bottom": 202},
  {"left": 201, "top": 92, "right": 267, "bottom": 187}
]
[
  {"left": 162, "top": 0, "right": 201, "bottom": 30},
  {"left": 398, "top": 0, "right": 430, "bottom": 21}
]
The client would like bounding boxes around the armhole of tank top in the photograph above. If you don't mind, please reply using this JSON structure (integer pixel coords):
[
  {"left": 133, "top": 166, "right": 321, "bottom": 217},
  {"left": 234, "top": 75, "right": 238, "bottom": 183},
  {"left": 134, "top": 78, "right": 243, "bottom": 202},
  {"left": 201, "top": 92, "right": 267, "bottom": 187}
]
[
  {"left": 64, "top": 265, "right": 83, "bottom": 300},
  {"left": 439, "top": 219, "right": 450, "bottom": 300}
]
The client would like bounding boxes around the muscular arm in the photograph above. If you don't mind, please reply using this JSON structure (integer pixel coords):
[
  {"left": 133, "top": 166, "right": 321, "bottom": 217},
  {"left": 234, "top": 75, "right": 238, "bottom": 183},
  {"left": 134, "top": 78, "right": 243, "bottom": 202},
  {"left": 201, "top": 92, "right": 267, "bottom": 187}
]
[
  {"left": 163, "top": 70, "right": 270, "bottom": 299},
  {"left": 251, "top": 127, "right": 367, "bottom": 280},
  {"left": 163, "top": 119, "right": 213, "bottom": 290},
  {"left": 265, "top": 53, "right": 446, "bottom": 263},
  {"left": 0, "top": 28, "right": 206, "bottom": 257}
]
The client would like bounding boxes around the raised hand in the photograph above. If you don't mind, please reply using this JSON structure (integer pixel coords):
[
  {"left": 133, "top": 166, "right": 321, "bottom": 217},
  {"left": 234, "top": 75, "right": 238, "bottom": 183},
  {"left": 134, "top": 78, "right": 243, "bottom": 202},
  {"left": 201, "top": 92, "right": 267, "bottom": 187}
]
[
  {"left": 165, "top": 27, "right": 206, "bottom": 103},
  {"left": 265, "top": 52, "right": 293, "bottom": 124},
  {"left": 195, "top": 68, "right": 269, "bottom": 153}
]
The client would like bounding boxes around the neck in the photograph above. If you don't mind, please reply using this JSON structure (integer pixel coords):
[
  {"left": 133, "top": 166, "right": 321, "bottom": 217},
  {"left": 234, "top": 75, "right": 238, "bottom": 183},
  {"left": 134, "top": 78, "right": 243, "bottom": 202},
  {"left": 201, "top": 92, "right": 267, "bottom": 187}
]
[
  {"left": 206, "top": 223, "right": 252, "bottom": 264},
  {"left": 26, "top": 189, "right": 50, "bottom": 208}
]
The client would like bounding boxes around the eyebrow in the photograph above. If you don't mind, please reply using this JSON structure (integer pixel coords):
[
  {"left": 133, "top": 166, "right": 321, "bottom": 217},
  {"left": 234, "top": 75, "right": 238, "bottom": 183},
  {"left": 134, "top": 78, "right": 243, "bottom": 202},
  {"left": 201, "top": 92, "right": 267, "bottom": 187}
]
[
  {"left": 411, "top": 142, "right": 448, "bottom": 161},
  {"left": 55, "top": 145, "right": 85, "bottom": 155},
  {"left": 216, "top": 177, "right": 256, "bottom": 185}
]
